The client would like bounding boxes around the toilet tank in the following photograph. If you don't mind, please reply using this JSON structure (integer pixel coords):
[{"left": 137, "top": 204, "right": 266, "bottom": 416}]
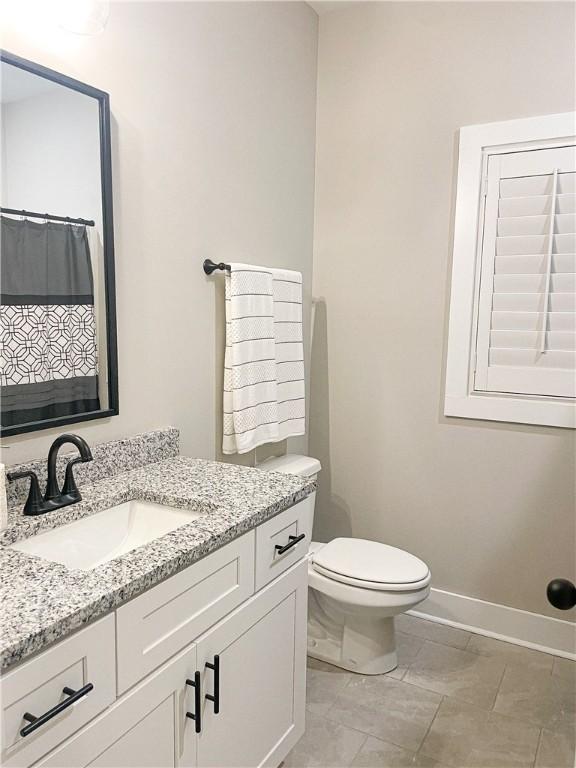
[
  {"left": 257, "top": 454, "right": 321, "bottom": 481},
  {"left": 257, "top": 454, "right": 321, "bottom": 550}
]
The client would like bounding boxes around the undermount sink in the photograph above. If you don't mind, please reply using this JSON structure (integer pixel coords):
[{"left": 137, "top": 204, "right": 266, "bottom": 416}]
[{"left": 9, "top": 499, "right": 202, "bottom": 570}]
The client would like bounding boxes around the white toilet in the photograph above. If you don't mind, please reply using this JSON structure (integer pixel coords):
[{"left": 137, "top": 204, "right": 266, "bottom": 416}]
[{"left": 258, "top": 454, "right": 431, "bottom": 675}]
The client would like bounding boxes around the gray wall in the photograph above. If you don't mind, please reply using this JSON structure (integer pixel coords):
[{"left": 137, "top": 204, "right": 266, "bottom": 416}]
[
  {"left": 311, "top": 1, "right": 576, "bottom": 619},
  {"left": 1, "top": 1, "right": 317, "bottom": 466}
]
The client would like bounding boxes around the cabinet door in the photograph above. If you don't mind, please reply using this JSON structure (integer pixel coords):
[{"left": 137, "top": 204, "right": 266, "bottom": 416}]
[
  {"left": 86, "top": 698, "right": 175, "bottom": 768},
  {"left": 36, "top": 642, "right": 198, "bottom": 768},
  {"left": 196, "top": 560, "right": 308, "bottom": 768}
]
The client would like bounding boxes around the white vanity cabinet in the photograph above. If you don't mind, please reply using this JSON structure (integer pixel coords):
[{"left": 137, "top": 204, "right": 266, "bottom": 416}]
[{"left": 1, "top": 497, "right": 312, "bottom": 768}]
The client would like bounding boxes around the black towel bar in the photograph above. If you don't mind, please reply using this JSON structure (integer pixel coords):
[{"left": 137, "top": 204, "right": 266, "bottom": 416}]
[{"left": 203, "top": 259, "right": 231, "bottom": 275}]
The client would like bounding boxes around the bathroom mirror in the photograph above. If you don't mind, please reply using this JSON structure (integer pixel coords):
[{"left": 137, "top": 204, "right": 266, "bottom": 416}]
[{"left": 0, "top": 51, "right": 118, "bottom": 436}]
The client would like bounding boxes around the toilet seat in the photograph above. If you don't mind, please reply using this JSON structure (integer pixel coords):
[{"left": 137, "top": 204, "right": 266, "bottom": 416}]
[{"left": 311, "top": 538, "right": 431, "bottom": 592}]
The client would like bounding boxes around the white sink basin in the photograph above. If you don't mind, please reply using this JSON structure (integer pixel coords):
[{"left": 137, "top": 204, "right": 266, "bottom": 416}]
[{"left": 9, "top": 500, "right": 202, "bottom": 570}]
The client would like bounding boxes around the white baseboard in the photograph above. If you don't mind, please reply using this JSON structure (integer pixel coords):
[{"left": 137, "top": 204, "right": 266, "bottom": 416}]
[{"left": 409, "top": 587, "right": 576, "bottom": 660}]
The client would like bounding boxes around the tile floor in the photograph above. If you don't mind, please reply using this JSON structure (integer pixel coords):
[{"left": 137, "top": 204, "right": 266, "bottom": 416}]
[{"left": 286, "top": 615, "right": 576, "bottom": 768}]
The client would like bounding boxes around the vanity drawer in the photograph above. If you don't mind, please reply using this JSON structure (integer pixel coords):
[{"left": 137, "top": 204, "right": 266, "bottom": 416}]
[
  {"left": 255, "top": 494, "right": 314, "bottom": 591},
  {"left": 0, "top": 614, "right": 116, "bottom": 768},
  {"left": 116, "top": 530, "right": 255, "bottom": 694}
]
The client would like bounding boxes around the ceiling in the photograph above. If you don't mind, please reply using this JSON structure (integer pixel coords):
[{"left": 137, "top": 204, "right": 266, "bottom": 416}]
[{"left": 307, "top": 1, "right": 359, "bottom": 16}]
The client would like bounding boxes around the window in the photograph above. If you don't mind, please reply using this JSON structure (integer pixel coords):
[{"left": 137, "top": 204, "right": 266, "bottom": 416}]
[{"left": 444, "top": 113, "right": 576, "bottom": 428}]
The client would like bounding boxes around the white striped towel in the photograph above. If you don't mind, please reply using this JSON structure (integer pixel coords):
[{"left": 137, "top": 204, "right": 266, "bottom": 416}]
[
  {"left": 222, "top": 263, "right": 305, "bottom": 454},
  {"left": 271, "top": 267, "right": 306, "bottom": 442}
]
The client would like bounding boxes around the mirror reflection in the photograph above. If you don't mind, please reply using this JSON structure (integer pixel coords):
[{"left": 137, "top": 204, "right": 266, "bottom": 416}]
[{"left": 0, "top": 56, "right": 116, "bottom": 435}]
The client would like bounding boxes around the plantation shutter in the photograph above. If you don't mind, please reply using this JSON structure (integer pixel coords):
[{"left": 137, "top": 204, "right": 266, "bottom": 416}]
[{"left": 474, "top": 144, "right": 576, "bottom": 398}]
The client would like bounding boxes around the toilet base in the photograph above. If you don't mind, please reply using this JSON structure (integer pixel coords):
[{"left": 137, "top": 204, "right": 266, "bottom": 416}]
[{"left": 307, "top": 588, "right": 399, "bottom": 675}]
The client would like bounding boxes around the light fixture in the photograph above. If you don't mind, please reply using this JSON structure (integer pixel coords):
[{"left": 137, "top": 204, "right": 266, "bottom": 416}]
[{"left": 57, "top": 0, "right": 110, "bottom": 35}]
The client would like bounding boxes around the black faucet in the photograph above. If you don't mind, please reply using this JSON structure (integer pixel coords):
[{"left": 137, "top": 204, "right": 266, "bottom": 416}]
[{"left": 7, "top": 434, "right": 93, "bottom": 516}]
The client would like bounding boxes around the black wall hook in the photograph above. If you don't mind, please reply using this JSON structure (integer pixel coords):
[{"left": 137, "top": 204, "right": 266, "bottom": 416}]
[{"left": 547, "top": 579, "right": 576, "bottom": 610}]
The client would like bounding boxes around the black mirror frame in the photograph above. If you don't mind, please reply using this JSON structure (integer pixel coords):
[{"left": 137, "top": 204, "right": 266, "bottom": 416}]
[{"left": 0, "top": 50, "right": 119, "bottom": 437}]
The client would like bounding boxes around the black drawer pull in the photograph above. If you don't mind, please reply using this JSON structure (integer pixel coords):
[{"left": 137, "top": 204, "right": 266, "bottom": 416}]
[
  {"left": 205, "top": 655, "right": 220, "bottom": 714},
  {"left": 186, "top": 672, "right": 202, "bottom": 733},
  {"left": 275, "top": 533, "right": 306, "bottom": 556},
  {"left": 20, "top": 683, "right": 94, "bottom": 738}
]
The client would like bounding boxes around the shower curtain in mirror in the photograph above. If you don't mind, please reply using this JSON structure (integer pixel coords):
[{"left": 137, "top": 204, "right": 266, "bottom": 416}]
[{"left": 0, "top": 217, "right": 100, "bottom": 427}]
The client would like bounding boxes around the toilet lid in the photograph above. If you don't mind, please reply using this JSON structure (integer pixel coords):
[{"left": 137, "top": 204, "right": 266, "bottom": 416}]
[{"left": 311, "top": 538, "right": 430, "bottom": 589}]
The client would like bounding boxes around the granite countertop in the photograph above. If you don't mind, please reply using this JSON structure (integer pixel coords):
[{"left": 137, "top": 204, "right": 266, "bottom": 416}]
[{"left": 0, "top": 456, "right": 315, "bottom": 672}]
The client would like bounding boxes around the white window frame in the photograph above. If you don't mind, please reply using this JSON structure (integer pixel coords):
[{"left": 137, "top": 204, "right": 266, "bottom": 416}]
[{"left": 444, "top": 112, "right": 576, "bottom": 429}]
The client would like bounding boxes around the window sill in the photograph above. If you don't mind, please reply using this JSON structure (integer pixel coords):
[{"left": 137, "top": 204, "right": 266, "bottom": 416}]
[{"left": 444, "top": 394, "right": 575, "bottom": 429}]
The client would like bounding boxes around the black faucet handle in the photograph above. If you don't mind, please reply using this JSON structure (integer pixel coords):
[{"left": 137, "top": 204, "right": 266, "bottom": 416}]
[
  {"left": 61, "top": 458, "right": 83, "bottom": 501},
  {"left": 6, "top": 470, "right": 46, "bottom": 516},
  {"left": 7, "top": 469, "right": 34, "bottom": 482}
]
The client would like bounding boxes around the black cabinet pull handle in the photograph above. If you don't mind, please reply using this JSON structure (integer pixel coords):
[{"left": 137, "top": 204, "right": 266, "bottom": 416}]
[
  {"left": 205, "top": 655, "right": 220, "bottom": 714},
  {"left": 275, "top": 533, "right": 306, "bottom": 556},
  {"left": 186, "top": 672, "right": 202, "bottom": 733},
  {"left": 20, "top": 683, "right": 94, "bottom": 738}
]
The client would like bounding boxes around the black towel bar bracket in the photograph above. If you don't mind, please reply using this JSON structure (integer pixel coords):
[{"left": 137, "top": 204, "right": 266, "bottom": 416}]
[{"left": 204, "top": 259, "right": 231, "bottom": 275}]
